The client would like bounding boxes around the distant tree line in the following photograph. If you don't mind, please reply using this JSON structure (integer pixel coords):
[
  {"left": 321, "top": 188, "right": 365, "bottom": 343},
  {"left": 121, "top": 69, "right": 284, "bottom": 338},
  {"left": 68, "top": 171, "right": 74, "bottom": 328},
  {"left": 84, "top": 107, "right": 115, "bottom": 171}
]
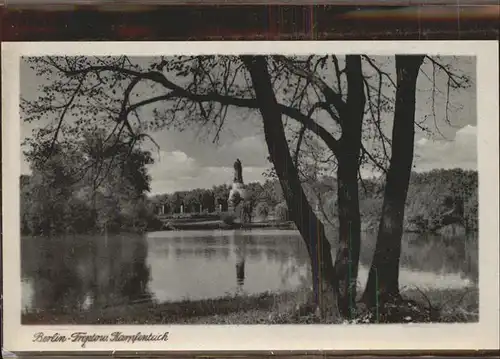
[
  {"left": 150, "top": 168, "right": 478, "bottom": 232},
  {"left": 315, "top": 168, "right": 478, "bottom": 233}
]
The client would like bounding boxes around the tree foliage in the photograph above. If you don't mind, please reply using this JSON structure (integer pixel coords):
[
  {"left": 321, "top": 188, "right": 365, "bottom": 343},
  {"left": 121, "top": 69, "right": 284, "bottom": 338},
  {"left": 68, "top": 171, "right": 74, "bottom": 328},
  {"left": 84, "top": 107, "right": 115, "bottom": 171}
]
[
  {"left": 255, "top": 202, "right": 270, "bottom": 219},
  {"left": 21, "top": 130, "right": 156, "bottom": 236},
  {"left": 274, "top": 202, "right": 289, "bottom": 222}
]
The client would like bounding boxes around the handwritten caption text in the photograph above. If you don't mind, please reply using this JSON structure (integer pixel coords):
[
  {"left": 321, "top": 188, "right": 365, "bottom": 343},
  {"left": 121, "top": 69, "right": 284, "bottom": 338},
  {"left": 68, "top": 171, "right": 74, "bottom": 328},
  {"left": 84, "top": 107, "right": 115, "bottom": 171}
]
[{"left": 33, "top": 331, "right": 170, "bottom": 348}]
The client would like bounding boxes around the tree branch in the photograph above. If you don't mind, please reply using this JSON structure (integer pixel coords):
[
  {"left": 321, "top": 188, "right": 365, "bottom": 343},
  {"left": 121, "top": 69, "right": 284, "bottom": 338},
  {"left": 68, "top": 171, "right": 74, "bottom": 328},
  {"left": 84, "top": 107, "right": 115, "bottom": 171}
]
[
  {"left": 362, "top": 55, "right": 397, "bottom": 89},
  {"left": 331, "top": 55, "right": 344, "bottom": 95},
  {"left": 274, "top": 55, "right": 347, "bottom": 118},
  {"left": 424, "top": 55, "right": 468, "bottom": 88},
  {"left": 45, "top": 76, "right": 85, "bottom": 161},
  {"left": 47, "top": 59, "right": 343, "bottom": 162},
  {"left": 124, "top": 86, "right": 342, "bottom": 155},
  {"left": 294, "top": 125, "right": 307, "bottom": 168},
  {"left": 361, "top": 143, "right": 387, "bottom": 174}
]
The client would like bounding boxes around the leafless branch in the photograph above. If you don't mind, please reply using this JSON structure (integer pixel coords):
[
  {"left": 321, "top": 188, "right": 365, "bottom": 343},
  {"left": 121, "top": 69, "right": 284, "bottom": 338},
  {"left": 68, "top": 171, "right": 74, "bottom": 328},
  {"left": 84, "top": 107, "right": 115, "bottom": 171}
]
[
  {"left": 274, "top": 55, "right": 347, "bottom": 118},
  {"left": 331, "top": 55, "right": 344, "bottom": 96},
  {"left": 363, "top": 78, "right": 391, "bottom": 163},
  {"left": 424, "top": 55, "right": 468, "bottom": 88},
  {"left": 361, "top": 143, "right": 387, "bottom": 174},
  {"left": 45, "top": 77, "right": 85, "bottom": 161},
  {"left": 362, "top": 55, "right": 397, "bottom": 89}
]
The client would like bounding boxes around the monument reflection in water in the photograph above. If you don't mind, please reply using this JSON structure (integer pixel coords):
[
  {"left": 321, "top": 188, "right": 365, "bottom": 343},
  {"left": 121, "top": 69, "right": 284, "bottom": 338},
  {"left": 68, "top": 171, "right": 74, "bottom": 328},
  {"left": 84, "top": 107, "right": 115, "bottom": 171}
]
[
  {"left": 21, "top": 230, "right": 311, "bottom": 314},
  {"left": 235, "top": 237, "right": 246, "bottom": 291},
  {"left": 21, "top": 228, "right": 477, "bottom": 317}
]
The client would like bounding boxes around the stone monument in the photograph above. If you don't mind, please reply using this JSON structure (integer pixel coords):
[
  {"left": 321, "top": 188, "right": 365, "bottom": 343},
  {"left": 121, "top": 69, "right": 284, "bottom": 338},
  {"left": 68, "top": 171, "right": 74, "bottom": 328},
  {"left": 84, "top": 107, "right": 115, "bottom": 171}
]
[
  {"left": 233, "top": 158, "right": 243, "bottom": 184},
  {"left": 228, "top": 159, "right": 247, "bottom": 214}
]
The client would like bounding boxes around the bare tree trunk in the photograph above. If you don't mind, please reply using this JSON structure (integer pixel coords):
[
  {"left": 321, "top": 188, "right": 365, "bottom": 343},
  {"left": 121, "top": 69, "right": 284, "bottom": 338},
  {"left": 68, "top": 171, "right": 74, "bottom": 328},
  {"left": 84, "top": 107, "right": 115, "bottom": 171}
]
[
  {"left": 334, "top": 156, "right": 362, "bottom": 318},
  {"left": 362, "top": 55, "right": 424, "bottom": 311},
  {"left": 332, "top": 55, "right": 365, "bottom": 319},
  {"left": 242, "top": 56, "right": 336, "bottom": 313}
]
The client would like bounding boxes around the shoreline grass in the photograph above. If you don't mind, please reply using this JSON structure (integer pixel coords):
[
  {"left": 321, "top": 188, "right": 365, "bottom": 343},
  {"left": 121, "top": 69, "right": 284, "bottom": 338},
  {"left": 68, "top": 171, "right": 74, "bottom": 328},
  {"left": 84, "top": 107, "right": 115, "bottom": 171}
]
[
  {"left": 22, "top": 285, "right": 478, "bottom": 325},
  {"left": 154, "top": 219, "right": 296, "bottom": 232},
  {"left": 149, "top": 219, "right": 478, "bottom": 235}
]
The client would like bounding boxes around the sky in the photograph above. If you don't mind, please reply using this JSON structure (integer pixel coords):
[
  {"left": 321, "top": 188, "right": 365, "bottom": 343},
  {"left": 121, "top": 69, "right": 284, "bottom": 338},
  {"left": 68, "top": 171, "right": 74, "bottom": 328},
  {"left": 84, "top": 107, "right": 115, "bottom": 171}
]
[{"left": 20, "top": 55, "right": 477, "bottom": 195}]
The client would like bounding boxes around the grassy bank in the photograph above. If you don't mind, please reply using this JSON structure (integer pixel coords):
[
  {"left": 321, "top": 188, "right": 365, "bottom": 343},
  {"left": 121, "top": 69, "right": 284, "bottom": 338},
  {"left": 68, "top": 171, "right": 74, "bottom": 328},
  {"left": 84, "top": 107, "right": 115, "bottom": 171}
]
[
  {"left": 22, "top": 285, "right": 478, "bottom": 325},
  {"left": 154, "top": 219, "right": 474, "bottom": 235}
]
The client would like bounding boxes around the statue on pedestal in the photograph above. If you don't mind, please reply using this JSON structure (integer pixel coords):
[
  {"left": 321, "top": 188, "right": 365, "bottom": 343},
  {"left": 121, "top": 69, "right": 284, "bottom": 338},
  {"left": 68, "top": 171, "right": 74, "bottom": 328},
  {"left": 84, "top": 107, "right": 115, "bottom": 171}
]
[
  {"left": 233, "top": 159, "right": 243, "bottom": 184},
  {"left": 228, "top": 159, "right": 247, "bottom": 221}
]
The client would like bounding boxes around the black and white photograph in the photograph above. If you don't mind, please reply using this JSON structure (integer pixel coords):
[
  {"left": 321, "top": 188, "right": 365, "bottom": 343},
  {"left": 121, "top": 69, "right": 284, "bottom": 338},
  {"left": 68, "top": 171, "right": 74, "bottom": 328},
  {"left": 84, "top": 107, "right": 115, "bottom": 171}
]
[{"left": 2, "top": 41, "right": 499, "bottom": 352}]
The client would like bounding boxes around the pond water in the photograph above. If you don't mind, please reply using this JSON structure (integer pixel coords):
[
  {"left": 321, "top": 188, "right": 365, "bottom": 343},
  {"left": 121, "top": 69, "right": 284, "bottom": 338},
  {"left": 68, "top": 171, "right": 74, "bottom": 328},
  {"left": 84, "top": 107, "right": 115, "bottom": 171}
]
[{"left": 21, "top": 229, "right": 478, "bottom": 313}]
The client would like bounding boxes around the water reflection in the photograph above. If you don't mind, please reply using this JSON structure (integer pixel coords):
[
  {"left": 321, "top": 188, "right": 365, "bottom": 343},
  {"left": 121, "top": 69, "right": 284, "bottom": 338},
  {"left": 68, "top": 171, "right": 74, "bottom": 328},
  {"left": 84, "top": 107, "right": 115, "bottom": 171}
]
[
  {"left": 22, "top": 234, "right": 152, "bottom": 313},
  {"left": 358, "top": 231, "right": 479, "bottom": 283},
  {"left": 28, "top": 240, "right": 84, "bottom": 312},
  {"left": 21, "top": 229, "right": 478, "bottom": 314},
  {"left": 235, "top": 237, "right": 246, "bottom": 291}
]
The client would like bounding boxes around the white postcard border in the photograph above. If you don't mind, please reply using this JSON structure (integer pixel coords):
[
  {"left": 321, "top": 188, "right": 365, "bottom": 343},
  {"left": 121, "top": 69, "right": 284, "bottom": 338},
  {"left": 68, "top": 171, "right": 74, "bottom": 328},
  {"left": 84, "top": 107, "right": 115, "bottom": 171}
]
[{"left": 2, "top": 41, "right": 499, "bottom": 352}]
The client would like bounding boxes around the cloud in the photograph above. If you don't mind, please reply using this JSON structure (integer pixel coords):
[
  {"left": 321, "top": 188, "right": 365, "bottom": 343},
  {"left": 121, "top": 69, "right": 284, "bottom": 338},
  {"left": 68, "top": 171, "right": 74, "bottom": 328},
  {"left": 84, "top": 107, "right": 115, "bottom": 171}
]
[
  {"left": 148, "top": 149, "right": 270, "bottom": 194},
  {"left": 149, "top": 150, "right": 201, "bottom": 179},
  {"left": 152, "top": 132, "right": 270, "bottom": 171},
  {"left": 213, "top": 135, "right": 269, "bottom": 168},
  {"left": 413, "top": 125, "right": 477, "bottom": 172}
]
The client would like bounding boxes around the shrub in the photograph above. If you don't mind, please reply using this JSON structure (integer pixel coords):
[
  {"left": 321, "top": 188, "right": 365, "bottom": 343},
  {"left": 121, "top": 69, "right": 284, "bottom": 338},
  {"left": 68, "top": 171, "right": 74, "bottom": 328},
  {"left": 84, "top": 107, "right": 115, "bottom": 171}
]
[
  {"left": 229, "top": 191, "right": 242, "bottom": 207},
  {"left": 255, "top": 202, "right": 270, "bottom": 219},
  {"left": 221, "top": 212, "right": 236, "bottom": 225},
  {"left": 275, "top": 202, "right": 289, "bottom": 222}
]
